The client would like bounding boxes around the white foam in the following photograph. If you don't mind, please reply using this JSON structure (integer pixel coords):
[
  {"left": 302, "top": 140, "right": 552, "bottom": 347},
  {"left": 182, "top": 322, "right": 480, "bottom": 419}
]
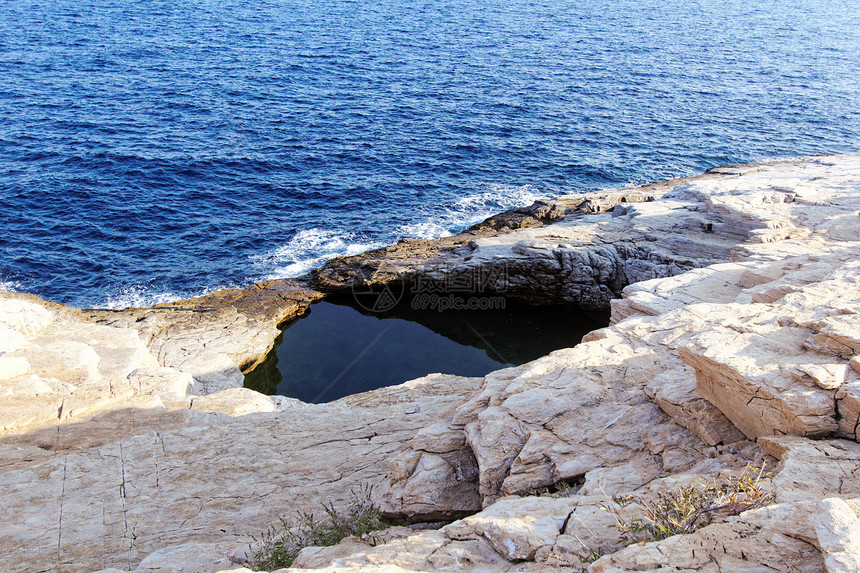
[
  {"left": 395, "top": 184, "right": 549, "bottom": 239},
  {"left": 97, "top": 285, "right": 199, "bottom": 310},
  {"left": 254, "top": 228, "right": 383, "bottom": 279},
  {"left": 252, "top": 186, "right": 548, "bottom": 279},
  {"left": 0, "top": 280, "right": 20, "bottom": 293},
  {"left": 395, "top": 221, "right": 454, "bottom": 240}
]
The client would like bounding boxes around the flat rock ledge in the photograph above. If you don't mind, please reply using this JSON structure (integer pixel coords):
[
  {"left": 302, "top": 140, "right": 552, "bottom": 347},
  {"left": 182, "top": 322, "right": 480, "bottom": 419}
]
[{"left": 1, "top": 154, "right": 859, "bottom": 573}]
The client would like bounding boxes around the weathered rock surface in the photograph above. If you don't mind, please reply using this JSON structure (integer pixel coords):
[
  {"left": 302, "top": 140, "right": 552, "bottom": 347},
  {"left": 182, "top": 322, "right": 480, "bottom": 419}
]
[
  {"left": 299, "top": 155, "right": 860, "bottom": 572},
  {"left": 0, "top": 366, "right": 481, "bottom": 572},
  {"left": 2, "top": 154, "right": 860, "bottom": 572}
]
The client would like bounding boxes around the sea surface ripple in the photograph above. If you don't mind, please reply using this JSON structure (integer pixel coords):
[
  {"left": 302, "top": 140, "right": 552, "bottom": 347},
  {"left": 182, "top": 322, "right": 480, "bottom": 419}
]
[{"left": 1, "top": 0, "right": 858, "bottom": 307}]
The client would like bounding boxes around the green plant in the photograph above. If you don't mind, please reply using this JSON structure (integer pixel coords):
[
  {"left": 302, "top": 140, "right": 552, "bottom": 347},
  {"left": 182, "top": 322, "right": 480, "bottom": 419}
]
[
  {"left": 582, "top": 547, "right": 604, "bottom": 564},
  {"left": 603, "top": 464, "right": 773, "bottom": 545},
  {"left": 250, "top": 484, "right": 388, "bottom": 571}
]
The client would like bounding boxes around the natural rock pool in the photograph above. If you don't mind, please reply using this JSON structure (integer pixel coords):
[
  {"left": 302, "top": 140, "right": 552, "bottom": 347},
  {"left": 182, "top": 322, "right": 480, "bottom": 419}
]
[{"left": 244, "top": 298, "right": 608, "bottom": 403}]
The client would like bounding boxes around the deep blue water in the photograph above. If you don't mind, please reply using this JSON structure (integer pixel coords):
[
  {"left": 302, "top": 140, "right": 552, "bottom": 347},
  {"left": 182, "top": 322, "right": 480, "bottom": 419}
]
[{"left": 1, "top": 0, "right": 858, "bottom": 308}]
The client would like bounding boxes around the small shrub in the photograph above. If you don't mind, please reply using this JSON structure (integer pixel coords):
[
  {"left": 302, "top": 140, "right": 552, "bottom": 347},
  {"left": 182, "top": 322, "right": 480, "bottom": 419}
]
[
  {"left": 603, "top": 464, "right": 773, "bottom": 545},
  {"left": 250, "top": 484, "right": 388, "bottom": 571}
]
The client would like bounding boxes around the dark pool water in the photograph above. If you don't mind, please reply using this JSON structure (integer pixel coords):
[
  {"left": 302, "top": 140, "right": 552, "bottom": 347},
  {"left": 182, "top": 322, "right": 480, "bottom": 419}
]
[{"left": 244, "top": 300, "right": 607, "bottom": 403}]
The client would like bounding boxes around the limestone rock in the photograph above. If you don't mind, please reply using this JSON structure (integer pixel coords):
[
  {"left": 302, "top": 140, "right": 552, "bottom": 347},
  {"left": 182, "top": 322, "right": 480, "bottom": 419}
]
[
  {"left": 444, "top": 497, "right": 573, "bottom": 561},
  {"left": 0, "top": 374, "right": 481, "bottom": 572},
  {"left": 374, "top": 389, "right": 483, "bottom": 520},
  {"left": 292, "top": 537, "right": 374, "bottom": 569},
  {"left": 300, "top": 528, "right": 512, "bottom": 572},
  {"left": 758, "top": 436, "right": 860, "bottom": 504},
  {"left": 644, "top": 370, "right": 746, "bottom": 446},
  {"left": 189, "top": 387, "right": 279, "bottom": 416},
  {"left": 816, "top": 497, "right": 860, "bottom": 573},
  {"left": 836, "top": 380, "right": 860, "bottom": 441},
  {"left": 680, "top": 314, "right": 841, "bottom": 439},
  {"left": 588, "top": 501, "right": 826, "bottom": 573},
  {"left": 135, "top": 540, "right": 249, "bottom": 573},
  {"left": 449, "top": 319, "right": 743, "bottom": 506},
  {"left": 83, "top": 280, "right": 322, "bottom": 395},
  {"left": 676, "top": 261, "right": 860, "bottom": 440},
  {"left": 0, "top": 356, "right": 30, "bottom": 379}
]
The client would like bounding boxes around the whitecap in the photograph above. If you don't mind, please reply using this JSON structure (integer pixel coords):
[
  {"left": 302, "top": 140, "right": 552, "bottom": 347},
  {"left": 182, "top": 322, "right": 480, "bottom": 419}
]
[
  {"left": 394, "top": 221, "right": 454, "bottom": 240},
  {"left": 395, "top": 183, "right": 550, "bottom": 239},
  {"left": 96, "top": 285, "right": 184, "bottom": 310},
  {"left": 253, "top": 187, "right": 550, "bottom": 279},
  {"left": 253, "top": 228, "right": 383, "bottom": 280}
]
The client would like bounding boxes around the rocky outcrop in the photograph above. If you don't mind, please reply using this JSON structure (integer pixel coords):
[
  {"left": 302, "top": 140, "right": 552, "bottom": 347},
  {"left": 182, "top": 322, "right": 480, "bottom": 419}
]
[
  {"left": 1, "top": 154, "right": 859, "bottom": 572},
  {"left": 83, "top": 280, "right": 324, "bottom": 394},
  {"left": 0, "top": 348, "right": 481, "bottom": 571},
  {"left": 298, "top": 155, "right": 860, "bottom": 572},
  {"left": 306, "top": 160, "right": 820, "bottom": 310}
]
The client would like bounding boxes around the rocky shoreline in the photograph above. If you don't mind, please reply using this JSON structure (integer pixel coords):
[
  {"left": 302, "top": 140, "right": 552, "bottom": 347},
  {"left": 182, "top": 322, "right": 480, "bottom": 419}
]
[{"left": 1, "top": 154, "right": 859, "bottom": 572}]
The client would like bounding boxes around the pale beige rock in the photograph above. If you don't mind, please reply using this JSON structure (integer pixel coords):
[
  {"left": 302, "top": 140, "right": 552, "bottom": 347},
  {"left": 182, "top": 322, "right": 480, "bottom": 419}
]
[
  {"left": 0, "top": 356, "right": 30, "bottom": 379},
  {"left": 448, "top": 318, "right": 741, "bottom": 506},
  {"left": 680, "top": 306, "right": 841, "bottom": 440},
  {"left": 81, "top": 280, "right": 323, "bottom": 395},
  {"left": 376, "top": 450, "right": 481, "bottom": 519},
  {"left": 825, "top": 553, "right": 860, "bottom": 573},
  {"left": 289, "top": 566, "right": 424, "bottom": 573},
  {"left": 757, "top": 437, "right": 860, "bottom": 504},
  {"left": 189, "top": 387, "right": 278, "bottom": 416},
  {"left": 135, "top": 540, "right": 249, "bottom": 573},
  {"left": 542, "top": 503, "right": 624, "bottom": 568},
  {"left": 589, "top": 502, "right": 826, "bottom": 573},
  {"left": 292, "top": 537, "right": 376, "bottom": 569},
  {"left": 444, "top": 497, "right": 573, "bottom": 561},
  {"left": 836, "top": 381, "right": 860, "bottom": 441},
  {"left": 326, "top": 529, "right": 452, "bottom": 569},
  {"left": 805, "top": 315, "right": 860, "bottom": 360},
  {"left": 0, "top": 374, "right": 481, "bottom": 572},
  {"left": 374, "top": 393, "right": 483, "bottom": 520},
  {"left": 816, "top": 498, "right": 860, "bottom": 555},
  {"left": 424, "top": 537, "right": 513, "bottom": 572},
  {"left": 0, "top": 298, "right": 53, "bottom": 342},
  {"left": 127, "top": 366, "right": 194, "bottom": 400},
  {"left": 795, "top": 363, "right": 850, "bottom": 391},
  {"left": 644, "top": 370, "right": 745, "bottom": 446}
]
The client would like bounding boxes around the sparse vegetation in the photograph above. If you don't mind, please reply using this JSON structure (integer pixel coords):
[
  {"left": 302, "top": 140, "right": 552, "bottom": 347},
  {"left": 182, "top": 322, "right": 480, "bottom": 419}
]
[
  {"left": 524, "top": 478, "right": 583, "bottom": 498},
  {"left": 582, "top": 547, "right": 605, "bottom": 564},
  {"left": 250, "top": 485, "right": 388, "bottom": 571},
  {"left": 603, "top": 464, "right": 773, "bottom": 546}
]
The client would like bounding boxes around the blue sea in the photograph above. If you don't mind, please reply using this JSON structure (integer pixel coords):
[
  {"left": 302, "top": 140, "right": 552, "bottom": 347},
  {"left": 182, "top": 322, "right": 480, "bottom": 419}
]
[{"left": 1, "top": 0, "right": 858, "bottom": 309}]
